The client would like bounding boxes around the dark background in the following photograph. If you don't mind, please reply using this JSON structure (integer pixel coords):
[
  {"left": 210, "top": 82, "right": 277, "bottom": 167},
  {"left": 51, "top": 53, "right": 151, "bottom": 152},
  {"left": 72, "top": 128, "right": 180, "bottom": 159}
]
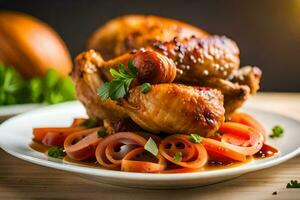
[{"left": 1, "top": 0, "right": 300, "bottom": 92}]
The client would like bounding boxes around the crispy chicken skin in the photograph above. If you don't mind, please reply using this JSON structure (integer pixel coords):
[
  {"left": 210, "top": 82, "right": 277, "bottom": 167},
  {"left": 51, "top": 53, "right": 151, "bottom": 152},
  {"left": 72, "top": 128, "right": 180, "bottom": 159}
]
[
  {"left": 86, "top": 15, "right": 261, "bottom": 113},
  {"left": 72, "top": 50, "right": 128, "bottom": 120},
  {"left": 87, "top": 15, "right": 208, "bottom": 59},
  {"left": 122, "top": 84, "right": 225, "bottom": 136},
  {"left": 152, "top": 35, "right": 240, "bottom": 81},
  {"left": 72, "top": 49, "right": 177, "bottom": 121},
  {"left": 86, "top": 49, "right": 177, "bottom": 85},
  {"left": 73, "top": 50, "right": 225, "bottom": 135}
]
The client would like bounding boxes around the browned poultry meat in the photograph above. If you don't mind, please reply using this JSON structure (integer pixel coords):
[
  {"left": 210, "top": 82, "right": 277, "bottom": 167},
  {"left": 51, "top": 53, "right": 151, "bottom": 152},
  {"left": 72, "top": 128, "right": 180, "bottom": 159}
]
[
  {"left": 150, "top": 35, "right": 258, "bottom": 114},
  {"left": 73, "top": 50, "right": 225, "bottom": 135},
  {"left": 87, "top": 15, "right": 261, "bottom": 114},
  {"left": 72, "top": 49, "right": 176, "bottom": 121},
  {"left": 72, "top": 50, "right": 127, "bottom": 120},
  {"left": 122, "top": 84, "right": 225, "bottom": 136},
  {"left": 87, "top": 15, "right": 207, "bottom": 60}
]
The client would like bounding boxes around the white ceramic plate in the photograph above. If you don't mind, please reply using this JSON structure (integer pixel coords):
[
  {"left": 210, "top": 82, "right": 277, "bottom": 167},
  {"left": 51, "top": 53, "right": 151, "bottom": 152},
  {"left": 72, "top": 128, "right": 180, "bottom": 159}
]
[
  {"left": 0, "top": 103, "right": 44, "bottom": 122},
  {"left": 0, "top": 101, "right": 299, "bottom": 188}
]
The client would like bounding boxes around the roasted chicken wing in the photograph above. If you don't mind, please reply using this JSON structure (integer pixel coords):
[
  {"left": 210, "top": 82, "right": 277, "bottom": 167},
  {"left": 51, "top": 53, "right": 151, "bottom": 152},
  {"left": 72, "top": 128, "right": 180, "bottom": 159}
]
[
  {"left": 122, "top": 84, "right": 225, "bottom": 136},
  {"left": 72, "top": 49, "right": 176, "bottom": 120}
]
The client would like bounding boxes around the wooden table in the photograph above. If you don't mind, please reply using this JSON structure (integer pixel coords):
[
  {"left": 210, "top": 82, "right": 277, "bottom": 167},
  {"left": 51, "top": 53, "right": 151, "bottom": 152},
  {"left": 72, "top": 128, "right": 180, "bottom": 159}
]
[{"left": 0, "top": 93, "right": 299, "bottom": 200}]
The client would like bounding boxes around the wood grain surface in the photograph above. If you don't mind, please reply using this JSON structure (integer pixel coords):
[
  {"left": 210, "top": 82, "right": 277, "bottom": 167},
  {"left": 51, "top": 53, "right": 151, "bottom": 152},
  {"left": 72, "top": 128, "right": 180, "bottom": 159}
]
[{"left": 0, "top": 93, "right": 299, "bottom": 200}]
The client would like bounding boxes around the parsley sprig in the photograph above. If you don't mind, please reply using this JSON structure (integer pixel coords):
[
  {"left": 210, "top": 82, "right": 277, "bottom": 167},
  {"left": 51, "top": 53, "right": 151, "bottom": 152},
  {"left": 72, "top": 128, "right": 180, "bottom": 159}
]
[
  {"left": 173, "top": 152, "right": 182, "bottom": 162},
  {"left": 270, "top": 125, "right": 284, "bottom": 138},
  {"left": 189, "top": 134, "right": 203, "bottom": 144},
  {"left": 48, "top": 147, "right": 65, "bottom": 158},
  {"left": 98, "top": 61, "right": 137, "bottom": 100},
  {"left": 286, "top": 180, "right": 300, "bottom": 188}
]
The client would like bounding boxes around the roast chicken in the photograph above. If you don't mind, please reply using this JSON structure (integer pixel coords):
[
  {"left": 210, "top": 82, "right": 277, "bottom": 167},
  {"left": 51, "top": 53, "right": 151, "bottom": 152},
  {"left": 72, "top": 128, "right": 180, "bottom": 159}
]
[
  {"left": 72, "top": 49, "right": 225, "bottom": 136},
  {"left": 87, "top": 15, "right": 261, "bottom": 114},
  {"left": 71, "top": 15, "right": 262, "bottom": 136}
]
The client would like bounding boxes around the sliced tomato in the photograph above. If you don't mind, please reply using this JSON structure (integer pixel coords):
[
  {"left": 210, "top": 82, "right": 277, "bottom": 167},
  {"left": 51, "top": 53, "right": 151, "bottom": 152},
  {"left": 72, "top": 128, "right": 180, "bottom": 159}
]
[
  {"left": 121, "top": 147, "right": 167, "bottom": 173},
  {"left": 228, "top": 112, "right": 267, "bottom": 141},
  {"left": 70, "top": 118, "right": 87, "bottom": 127},
  {"left": 218, "top": 122, "right": 264, "bottom": 156},
  {"left": 64, "top": 127, "right": 102, "bottom": 161},
  {"left": 95, "top": 132, "right": 147, "bottom": 169},
  {"left": 159, "top": 135, "right": 208, "bottom": 169}
]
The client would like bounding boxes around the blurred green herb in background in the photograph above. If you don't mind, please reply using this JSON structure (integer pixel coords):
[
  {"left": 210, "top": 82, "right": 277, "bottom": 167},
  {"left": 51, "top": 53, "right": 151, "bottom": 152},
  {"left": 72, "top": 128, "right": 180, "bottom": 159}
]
[{"left": 0, "top": 64, "right": 75, "bottom": 105}]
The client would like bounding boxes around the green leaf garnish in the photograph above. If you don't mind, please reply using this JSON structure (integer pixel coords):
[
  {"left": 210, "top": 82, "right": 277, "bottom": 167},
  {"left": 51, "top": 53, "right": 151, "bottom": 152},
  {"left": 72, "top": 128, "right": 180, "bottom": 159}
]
[
  {"left": 80, "top": 119, "right": 97, "bottom": 128},
  {"left": 108, "top": 80, "right": 127, "bottom": 100},
  {"left": 189, "top": 134, "right": 203, "bottom": 143},
  {"left": 212, "top": 132, "right": 221, "bottom": 137},
  {"left": 0, "top": 65, "right": 75, "bottom": 105},
  {"left": 286, "top": 180, "right": 300, "bottom": 188},
  {"left": 141, "top": 83, "right": 151, "bottom": 93},
  {"left": 173, "top": 152, "right": 182, "bottom": 162},
  {"left": 98, "top": 62, "right": 137, "bottom": 100},
  {"left": 144, "top": 137, "right": 158, "bottom": 156},
  {"left": 48, "top": 147, "right": 65, "bottom": 158},
  {"left": 97, "top": 129, "right": 107, "bottom": 138},
  {"left": 127, "top": 61, "right": 138, "bottom": 77},
  {"left": 98, "top": 82, "right": 110, "bottom": 100},
  {"left": 269, "top": 125, "right": 284, "bottom": 138}
]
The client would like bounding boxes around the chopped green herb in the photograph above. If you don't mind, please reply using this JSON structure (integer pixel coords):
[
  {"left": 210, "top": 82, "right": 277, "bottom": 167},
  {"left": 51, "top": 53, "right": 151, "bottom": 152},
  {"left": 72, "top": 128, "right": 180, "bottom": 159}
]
[
  {"left": 189, "top": 134, "right": 203, "bottom": 143},
  {"left": 97, "top": 129, "right": 107, "bottom": 138},
  {"left": 173, "top": 152, "right": 182, "bottom": 162},
  {"left": 98, "top": 82, "right": 110, "bottom": 100},
  {"left": 80, "top": 119, "right": 97, "bottom": 128},
  {"left": 48, "top": 147, "right": 65, "bottom": 158},
  {"left": 144, "top": 137, "right": 158, "bottom": 156},
  {"left": 286, "top": 180, "right": 300, "bottom": 188},
  {"left": 270, "top": 125, "right": 284, "bottom": 138},
  {"left": 141, "top": 83, "right": 151, "bottom": 93},
  {"left": 127, "top": 61, "right": 138, "bottom": 77},
  {"left": 212, "top": 132, "right": 221, "bottom": 137},
  {"left": 98, "top": 62, "right": 137, "bottom": 100}
]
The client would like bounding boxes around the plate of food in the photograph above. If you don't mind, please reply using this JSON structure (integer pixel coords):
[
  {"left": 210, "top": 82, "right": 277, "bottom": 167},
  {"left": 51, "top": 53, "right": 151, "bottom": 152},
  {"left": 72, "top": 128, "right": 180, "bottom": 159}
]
[{"left": 0, "top": 15, "right": 299, "bottom": 188}]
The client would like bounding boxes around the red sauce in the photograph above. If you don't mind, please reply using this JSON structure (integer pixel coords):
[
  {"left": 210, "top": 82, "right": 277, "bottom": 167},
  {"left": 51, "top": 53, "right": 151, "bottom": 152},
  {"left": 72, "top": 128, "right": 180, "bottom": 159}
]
[{"left": 254, "top": 143, "right": 278, "bottom": 158}]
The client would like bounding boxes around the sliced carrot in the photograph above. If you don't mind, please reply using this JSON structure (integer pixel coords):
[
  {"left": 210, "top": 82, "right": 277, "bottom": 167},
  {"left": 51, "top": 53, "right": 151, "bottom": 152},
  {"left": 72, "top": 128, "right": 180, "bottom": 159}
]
[
  {"left": 202, "top": 138, "right": 247, "bottom": 162},
  {"left": 228, "top": 112, "right": 267, "bottom": 141},
  {"left": 33, "top": 127, "right": 85, "bottom": 143},
  {"left": 218, "top": 122, "right": 264, "bottom": 156}
]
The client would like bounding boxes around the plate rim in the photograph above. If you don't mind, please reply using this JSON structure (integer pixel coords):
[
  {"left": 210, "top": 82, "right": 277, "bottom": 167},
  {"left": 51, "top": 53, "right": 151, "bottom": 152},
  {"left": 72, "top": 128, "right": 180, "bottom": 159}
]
[{"left": 0, "top": 101, "right": 300, "bottom": 182}]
